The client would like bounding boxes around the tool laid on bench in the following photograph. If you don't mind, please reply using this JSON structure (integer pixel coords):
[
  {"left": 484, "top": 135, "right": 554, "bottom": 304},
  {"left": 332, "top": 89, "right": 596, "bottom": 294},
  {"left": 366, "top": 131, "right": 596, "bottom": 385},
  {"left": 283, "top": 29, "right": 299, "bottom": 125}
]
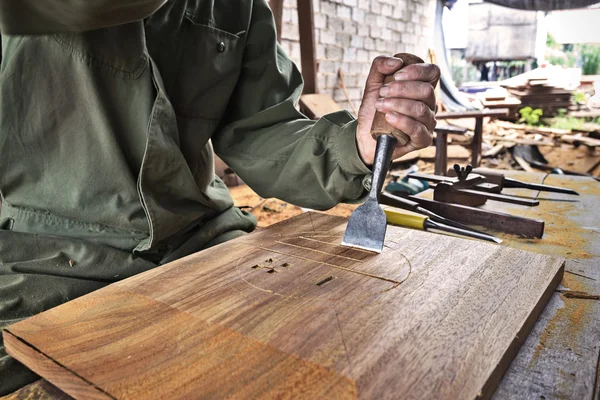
[
  {"left": 381, "top": 192, "right": 502, "bottom": 243},
  {"left": 408, "top": 196, "right": 545, "bottom": 238},
  {"left": 447, "top": 167, "right": 580, "bottom": 196},
  {"left": 408, "top": 165, "right": 540, "bottom": 207},
  {"left": 342, "top": 53, "right": 424, "bottom": 253},
  {"left": 383, "top": 206, "right": 502, "bottom": 244}
]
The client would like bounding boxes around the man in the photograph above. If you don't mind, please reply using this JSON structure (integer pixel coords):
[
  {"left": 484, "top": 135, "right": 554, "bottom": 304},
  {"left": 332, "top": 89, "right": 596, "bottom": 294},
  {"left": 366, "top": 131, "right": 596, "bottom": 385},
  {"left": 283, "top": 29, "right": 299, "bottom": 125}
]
[{"left": 0, "top": 0, "right": 439, "bottom": 393}]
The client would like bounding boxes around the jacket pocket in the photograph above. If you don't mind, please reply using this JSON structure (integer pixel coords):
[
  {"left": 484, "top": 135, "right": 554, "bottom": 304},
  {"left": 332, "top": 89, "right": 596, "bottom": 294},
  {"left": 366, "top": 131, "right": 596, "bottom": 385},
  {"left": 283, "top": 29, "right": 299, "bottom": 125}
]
[
  {"left": 53, "top": 22, "right": 148, "bottom": 79},
  {"left": 168, "top": 16, "right": 246, "bottom": 121}
]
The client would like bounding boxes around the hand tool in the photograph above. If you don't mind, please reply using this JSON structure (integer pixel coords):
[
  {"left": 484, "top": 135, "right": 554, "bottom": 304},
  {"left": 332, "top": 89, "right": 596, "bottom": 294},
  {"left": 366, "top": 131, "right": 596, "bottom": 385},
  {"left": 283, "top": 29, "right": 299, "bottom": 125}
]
[
  {"left": 342, "top": 53, "right": 424, "bottom": 253},
  {"left": 408, "top": 196, "right": 545, "bottom": 238},
  {"left": 409, "top": 165, "right": 540, "bottom": 207},
  {"left": 448, "top": 167, "right": 580, "bottom": 196},
  {"left": 380, "top": 192, "right": 502, "bottom": 243},
  {"left": 383, "top": 207, "right": 502, "bottom": 244}
]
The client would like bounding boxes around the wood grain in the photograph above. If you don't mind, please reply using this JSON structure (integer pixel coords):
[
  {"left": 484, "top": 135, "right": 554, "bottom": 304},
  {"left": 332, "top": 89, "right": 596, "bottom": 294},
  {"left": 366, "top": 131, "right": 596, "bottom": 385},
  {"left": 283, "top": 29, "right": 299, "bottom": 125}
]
[{"left": 3, "top": 213, "right": 564, "bottom": 400}]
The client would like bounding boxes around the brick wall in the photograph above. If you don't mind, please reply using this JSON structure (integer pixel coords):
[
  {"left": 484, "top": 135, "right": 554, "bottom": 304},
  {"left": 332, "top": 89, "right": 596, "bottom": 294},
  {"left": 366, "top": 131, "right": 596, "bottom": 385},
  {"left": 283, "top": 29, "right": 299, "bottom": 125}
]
[{"left": 278, "top": 0, "right": 437, "bottom": 114}]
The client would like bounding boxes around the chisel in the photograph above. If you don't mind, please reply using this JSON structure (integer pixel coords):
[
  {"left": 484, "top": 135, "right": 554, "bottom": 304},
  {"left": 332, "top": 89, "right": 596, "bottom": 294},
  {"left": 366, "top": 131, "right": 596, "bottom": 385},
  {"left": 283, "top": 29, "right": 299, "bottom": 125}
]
[
  {"left": 342, "top": 53, "right": 425, "bottom": 253},
  {"left": 380, "top": 192, "right": 502, "bottom": 243},
  {"left": 449, "top": 167, "right": 580, "bottom": 195},
  {"left": 502, "top": 177, "right": 579, "bottom": 195},
  {"left": 473, "top": 168, "right": 580, "bottom": 195},
  {"left": 383, "top": 207, "right": 502, "bottom": 244}
]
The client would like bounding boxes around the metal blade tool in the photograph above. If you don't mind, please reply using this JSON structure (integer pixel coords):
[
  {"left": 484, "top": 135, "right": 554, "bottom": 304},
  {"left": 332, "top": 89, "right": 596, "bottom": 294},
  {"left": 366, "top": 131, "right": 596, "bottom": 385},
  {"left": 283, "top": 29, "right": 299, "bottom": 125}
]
[{"left": 342, "top": 53, "right": 425, "bottom": 253}]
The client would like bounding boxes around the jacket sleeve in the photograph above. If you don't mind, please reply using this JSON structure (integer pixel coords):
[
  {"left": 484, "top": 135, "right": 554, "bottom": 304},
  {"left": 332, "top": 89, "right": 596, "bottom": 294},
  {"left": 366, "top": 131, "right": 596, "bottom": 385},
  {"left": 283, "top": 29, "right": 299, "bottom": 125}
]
[
  {"left": 212, "top": 0, "right": 371, "bottom": 211},
  {"left": 0, "top": 0, "right": 167, "bottom": 34}
]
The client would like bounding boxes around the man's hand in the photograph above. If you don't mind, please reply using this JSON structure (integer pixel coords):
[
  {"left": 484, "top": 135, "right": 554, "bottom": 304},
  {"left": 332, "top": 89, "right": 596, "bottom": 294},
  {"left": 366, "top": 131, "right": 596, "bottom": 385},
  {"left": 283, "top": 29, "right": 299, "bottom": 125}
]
[{"left": 356, "top": 56, "right": 441, "bottom": 165}]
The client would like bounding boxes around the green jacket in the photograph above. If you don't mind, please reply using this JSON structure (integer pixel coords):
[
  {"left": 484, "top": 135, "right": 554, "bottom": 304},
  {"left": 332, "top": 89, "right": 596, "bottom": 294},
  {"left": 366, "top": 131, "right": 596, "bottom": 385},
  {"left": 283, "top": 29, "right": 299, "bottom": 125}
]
[
  {"left": 0, "top": 0, "right": 371, "bottom": 261},
  {"left": 0, "top": 1, "right": 372, "bottom": 392}
]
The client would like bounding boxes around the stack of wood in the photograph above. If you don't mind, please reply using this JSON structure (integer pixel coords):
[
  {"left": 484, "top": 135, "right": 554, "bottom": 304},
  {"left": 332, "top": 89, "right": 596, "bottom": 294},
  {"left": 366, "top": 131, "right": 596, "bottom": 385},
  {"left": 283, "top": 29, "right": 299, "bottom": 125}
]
[
  {"left": 477, "top": 92, "right": 522, "bottom": 121},
  {"left": 503, "top": 78, "right": 574, "bottom": 117}
]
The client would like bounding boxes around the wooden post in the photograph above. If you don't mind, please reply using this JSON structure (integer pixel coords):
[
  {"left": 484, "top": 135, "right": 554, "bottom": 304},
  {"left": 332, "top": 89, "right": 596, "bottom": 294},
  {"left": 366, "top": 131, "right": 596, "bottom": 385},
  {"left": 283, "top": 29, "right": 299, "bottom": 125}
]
[
  {"left": 434, "top": 125, "right": 468, "bottom": 176},
  {"left": 269, "top": 0, "right": 283, "bottom": 43},
  {"left": 297, "top": 0, "right": 318, "bottom": 94},
  {"left": 472, "top": 117, "right": 484, "bottom": 167}
]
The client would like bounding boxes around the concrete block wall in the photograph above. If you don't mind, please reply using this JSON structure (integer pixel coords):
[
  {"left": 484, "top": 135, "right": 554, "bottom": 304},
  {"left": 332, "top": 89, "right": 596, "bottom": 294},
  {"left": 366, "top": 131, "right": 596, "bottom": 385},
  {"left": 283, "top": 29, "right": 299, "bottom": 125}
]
[{"left": 278, "top": 0, "right": 437, "bottom": 114}]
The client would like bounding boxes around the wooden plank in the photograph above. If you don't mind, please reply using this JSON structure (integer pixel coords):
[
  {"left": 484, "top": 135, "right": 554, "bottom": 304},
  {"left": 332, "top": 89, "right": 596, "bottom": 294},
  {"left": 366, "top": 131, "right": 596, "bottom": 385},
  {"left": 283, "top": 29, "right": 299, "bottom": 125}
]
[
  {"left": 472, "top": 116, "right": 484, "bottom": 166},
  {"left": 436, "top": 109, "right": 510, "bottom": 119},
  {"left": 299, "top": 93, "right": 341, "bottom": 120},
  {"left": 297, "top": 0, "right": 317, "bottom": 94},
  {"left": 2, "top": 332, "right": 110, "bottom": 400},
  {"left": 494, "top": 120, "right": 571, "bottom": 136},
  {"left": 415, "top": 171, "right": 600, "bottom": 398},
  {"left": 420, "top": 144, "right": 469, "bottom": 160},
  {"left": 3, "top": 214, "right": 564, "bottom": 400},
  {"left": 561, "top": 134, "right": 600, "bottom": 148},
  {"left": 480, "top": 172, "right": 600, "bottom": 400}
]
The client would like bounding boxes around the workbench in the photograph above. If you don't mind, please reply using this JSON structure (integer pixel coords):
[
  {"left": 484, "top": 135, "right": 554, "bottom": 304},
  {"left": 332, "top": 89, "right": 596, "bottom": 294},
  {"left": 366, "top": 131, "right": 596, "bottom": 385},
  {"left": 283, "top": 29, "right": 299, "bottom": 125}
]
[{"left": 3, "top": 170, "right": 599, "bottom": 400}]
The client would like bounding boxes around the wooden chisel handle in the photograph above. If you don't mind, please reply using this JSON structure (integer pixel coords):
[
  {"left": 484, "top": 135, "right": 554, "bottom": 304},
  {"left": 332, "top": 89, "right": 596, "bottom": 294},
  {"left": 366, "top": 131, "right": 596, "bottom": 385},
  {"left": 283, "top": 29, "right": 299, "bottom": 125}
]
[{"left": 370, "top": 53, "right": 425, "bottom": 146}]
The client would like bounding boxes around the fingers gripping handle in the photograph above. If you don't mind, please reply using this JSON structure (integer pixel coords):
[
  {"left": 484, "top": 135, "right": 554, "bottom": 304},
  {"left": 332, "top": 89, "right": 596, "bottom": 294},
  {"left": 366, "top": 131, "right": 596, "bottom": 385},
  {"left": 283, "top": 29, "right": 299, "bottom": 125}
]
[{"left": 370, "top": 53, "right": 425, "bottom": 146}]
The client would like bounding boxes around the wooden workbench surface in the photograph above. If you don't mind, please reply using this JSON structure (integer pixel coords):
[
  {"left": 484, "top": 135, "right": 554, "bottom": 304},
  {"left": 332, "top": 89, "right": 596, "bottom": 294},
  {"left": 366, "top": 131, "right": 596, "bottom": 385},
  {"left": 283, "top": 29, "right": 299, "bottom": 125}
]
[
  {"left": 420, "top": 170, "right": 600, "bottom": 399},
  {"left": 480, "top": 172, "right": 600, "bottom": 400},
  {"left": 3, "top": 171, "right": 599, "bottom": 400}
]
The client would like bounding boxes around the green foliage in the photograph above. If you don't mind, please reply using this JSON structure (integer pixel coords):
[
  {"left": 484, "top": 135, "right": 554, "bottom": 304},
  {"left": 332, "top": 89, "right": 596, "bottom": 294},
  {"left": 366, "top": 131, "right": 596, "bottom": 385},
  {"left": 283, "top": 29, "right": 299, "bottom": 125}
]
[
  {"left": 549, "top": 116, "right": 585, "bottom": 130},
  {"left": 578, "top": 44, "right": 600, "bottom": 75},
  {"left": 546, "top": 34, "right": 559, "bottom": 49},
  {"left": 518, "top": 107, "right": 543, "bottom": 126},
  {"left": 543, "top": 115, "right": 600, "bottom": 131},
  {"left": 547, "top": 51, "right": 577, "bottom": 68},
  {"left": 573, "top": 90, "right": 587, "bottom": 105},
  {"left": 545, "top": 35, "right": 600, "bottom": 74}
]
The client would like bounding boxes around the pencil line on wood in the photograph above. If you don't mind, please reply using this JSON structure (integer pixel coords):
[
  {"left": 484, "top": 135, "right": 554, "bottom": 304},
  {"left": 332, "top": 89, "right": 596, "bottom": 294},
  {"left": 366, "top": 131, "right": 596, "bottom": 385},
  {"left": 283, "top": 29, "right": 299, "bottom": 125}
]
[
  {"left": 308, "top": 212, "right": 316, "bottom": 233},
  {"left": 298, "top": 236, "right": 377, "bottom": 254},
  {"left": 335, "top": 307, "right": 355, "bottom": 379},
  {"left": 276, "top": 240, "right": 364, "bottom": 262},
  {"left": 258, "top": 246, "right": 403, "bottom": 284}
]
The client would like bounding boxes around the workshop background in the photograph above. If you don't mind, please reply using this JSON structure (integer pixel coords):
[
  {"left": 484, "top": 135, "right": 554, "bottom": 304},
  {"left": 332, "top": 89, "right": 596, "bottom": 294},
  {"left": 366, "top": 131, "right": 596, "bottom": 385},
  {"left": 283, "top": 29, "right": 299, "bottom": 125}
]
[{"left": 278, "top": 0, "right": 436, "bottom": 111}]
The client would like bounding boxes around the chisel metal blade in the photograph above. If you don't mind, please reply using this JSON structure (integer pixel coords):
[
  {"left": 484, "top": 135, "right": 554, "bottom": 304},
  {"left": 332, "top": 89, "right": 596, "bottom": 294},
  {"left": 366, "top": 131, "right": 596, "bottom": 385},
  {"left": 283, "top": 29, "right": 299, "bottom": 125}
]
[
  {"left": 503, "top": 178, "right": 579, "bottom": 195},
  {"left": 342, "top": 200, "right": 387, "bottom": 253}
]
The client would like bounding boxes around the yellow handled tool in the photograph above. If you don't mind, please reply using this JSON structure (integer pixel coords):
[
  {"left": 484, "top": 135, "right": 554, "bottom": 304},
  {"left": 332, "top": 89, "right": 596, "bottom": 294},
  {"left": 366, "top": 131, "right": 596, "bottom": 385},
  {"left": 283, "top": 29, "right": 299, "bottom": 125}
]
[{"left": 383, "top": 207, "right": 502, "bottom": 243}]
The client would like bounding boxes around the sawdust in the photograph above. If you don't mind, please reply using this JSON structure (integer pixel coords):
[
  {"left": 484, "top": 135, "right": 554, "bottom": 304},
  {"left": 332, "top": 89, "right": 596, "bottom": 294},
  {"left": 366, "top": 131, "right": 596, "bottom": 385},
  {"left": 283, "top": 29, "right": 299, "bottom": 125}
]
[{"left": 531, "top": 274, "right": 593, "bottom": 366}]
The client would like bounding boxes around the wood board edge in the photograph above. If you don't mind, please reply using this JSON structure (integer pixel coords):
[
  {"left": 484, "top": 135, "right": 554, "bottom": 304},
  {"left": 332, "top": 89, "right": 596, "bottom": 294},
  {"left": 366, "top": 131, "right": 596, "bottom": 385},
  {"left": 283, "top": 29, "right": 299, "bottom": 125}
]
[
  {"left": 2, "top": 329, "right": 112, "bottom": 400},
  {"left": 477, "top": 259, "right": 566, "bottom": 399}
]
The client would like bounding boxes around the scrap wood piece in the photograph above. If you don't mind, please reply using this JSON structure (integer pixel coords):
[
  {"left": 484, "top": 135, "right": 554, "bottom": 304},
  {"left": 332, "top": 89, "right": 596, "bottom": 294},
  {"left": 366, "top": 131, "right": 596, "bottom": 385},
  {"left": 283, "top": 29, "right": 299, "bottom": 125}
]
[
  {"left": 299, "top": 93, "right": 342, "bottom": 120},
  {"left": 483, "top": 144, "right": 506, "bottom": 158},
  {"left": 3, "top": 213, "right": 564, "bottom": 400},
  {"left": 557, "top": 290, "right": 600, "bottom": 300},
  {"left": 560, "top": 134, "right": 600, "bottom": 148},
  {"left": 513, "top": 156, "right": 535, "bottom": 173},
  {"left": 419, "top": 145, "right": 469, "bottom": 160},
  {"left": 484, "top": 135, "right": 555, "bottom": 147},
  {"left": 495, "top": 120, "right": 571, "bottom": 136}
]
